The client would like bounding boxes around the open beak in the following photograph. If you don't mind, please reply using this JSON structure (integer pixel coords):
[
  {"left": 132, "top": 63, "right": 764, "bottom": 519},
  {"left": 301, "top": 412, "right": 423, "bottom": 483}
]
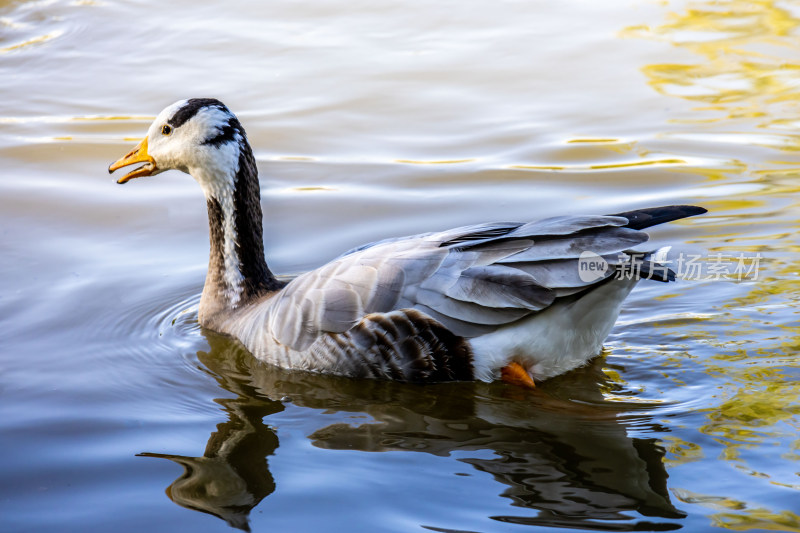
[{"left": 108, "top": 137, "right": 157, "bottom": 184}]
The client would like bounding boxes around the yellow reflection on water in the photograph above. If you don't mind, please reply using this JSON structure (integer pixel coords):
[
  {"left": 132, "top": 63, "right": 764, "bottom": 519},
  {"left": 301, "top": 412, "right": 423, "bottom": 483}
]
[
  {"left": 0, "top": 115, "right": 153, "bottom": 124},
  {"left": 509, "top": 158, "right": 689, "bottom": 172},
  {"left": 660, "top": 436, "right": 704, "bottom": 467},
  {"left": 623, "top": 0, "right": 800, "bottom": 128},
  {"left": 395, "top": 158, "right": 477, "bottom": 165},
  {"left": 712, "top": 508, "right": 800, "bottom": 532},
  {"left": 566, "top": 138, "right": 622, "bottom": 144},
  {"left": 0, "top": 30, "right": 63, "bottom": 53},
  {"left": 674, "top": 488, "right": 800, "bottom": 531},
  {"left": 622, "top": 0, "right": 800, "bottom": 530}
]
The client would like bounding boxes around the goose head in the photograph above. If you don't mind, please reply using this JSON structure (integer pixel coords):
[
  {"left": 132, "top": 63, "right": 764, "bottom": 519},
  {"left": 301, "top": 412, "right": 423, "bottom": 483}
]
[
  {"left": 109, "top": 99, "right": 280, "bottom": 318},
  {"left": 108, "top": 98, "right": 248, "bottom": 197}
]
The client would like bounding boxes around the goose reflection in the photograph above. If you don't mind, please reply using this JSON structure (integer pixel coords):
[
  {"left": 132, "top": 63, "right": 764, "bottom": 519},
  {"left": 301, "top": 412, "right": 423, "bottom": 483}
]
[
  {"left": 139, "top": 357, "right": 282, "bottom": 532},
  {"left": 141, "top": 331, "right": 685, "bottom": 531}
]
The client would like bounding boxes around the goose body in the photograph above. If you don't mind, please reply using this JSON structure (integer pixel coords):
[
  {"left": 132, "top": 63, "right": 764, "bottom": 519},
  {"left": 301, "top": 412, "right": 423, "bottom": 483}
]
[{"left": 110, "top": 98, "right": 705, "bottom": 387}]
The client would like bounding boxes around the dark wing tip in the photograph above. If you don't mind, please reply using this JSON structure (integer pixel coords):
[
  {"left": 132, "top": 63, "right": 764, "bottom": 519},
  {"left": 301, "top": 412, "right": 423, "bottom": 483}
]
[{"left": 610, "top": 205, "right": 707, "bottom": 230}]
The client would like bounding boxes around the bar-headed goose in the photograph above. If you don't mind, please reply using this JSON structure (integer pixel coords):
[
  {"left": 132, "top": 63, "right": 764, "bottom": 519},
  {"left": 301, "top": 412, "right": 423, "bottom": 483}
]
[{"left": 109, "top": 98, "right": 705, "bottom": 388}]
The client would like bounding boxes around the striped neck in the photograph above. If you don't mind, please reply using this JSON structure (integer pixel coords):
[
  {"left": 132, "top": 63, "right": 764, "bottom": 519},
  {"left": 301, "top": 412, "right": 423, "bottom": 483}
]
[{"left": 198, "top": 134, "right": 282, "bottom": 320}]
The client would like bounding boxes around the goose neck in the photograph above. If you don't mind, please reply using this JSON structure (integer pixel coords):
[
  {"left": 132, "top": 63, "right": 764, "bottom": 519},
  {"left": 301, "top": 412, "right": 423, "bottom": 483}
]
[{"left": 199, "top": 139, "right": 282, "bottom": 318}]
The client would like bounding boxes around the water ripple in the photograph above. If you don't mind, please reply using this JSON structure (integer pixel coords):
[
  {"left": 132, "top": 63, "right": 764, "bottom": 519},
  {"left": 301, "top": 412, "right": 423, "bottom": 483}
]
[{"left": 0, "top": 29, "right": 63, "bottom": 53}]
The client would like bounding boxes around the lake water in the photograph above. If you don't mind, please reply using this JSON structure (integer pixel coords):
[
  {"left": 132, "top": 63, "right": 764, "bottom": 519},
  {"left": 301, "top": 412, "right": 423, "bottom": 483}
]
[{"left": 2, "top": 0, "right": 799, "bottom": 531}]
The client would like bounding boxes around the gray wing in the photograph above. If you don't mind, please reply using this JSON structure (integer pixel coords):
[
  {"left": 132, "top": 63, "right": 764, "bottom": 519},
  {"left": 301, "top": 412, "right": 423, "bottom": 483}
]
[{"left": 266, "top": 214, "right": 653, "bottom": 350}]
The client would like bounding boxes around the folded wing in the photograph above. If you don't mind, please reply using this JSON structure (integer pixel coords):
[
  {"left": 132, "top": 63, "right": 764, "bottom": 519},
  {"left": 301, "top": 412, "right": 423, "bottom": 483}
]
[{"left": 268, "top": 206, "right": 704, "bottom": 350}]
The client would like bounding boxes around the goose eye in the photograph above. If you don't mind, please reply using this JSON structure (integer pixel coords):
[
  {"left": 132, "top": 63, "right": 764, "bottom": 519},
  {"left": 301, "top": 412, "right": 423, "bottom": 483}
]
[{"left": 161, "top": 124, "right": 172, "bottom": 136}]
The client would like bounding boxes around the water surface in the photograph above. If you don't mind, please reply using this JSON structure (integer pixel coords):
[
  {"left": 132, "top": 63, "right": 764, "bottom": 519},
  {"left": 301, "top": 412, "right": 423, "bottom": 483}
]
[{"left": 2, "top": 0, "right": 799, "bottom": 531}]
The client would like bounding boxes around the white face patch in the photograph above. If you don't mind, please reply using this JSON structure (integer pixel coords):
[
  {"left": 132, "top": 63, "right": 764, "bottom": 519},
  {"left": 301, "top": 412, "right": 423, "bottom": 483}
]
[{"left": 145, "top": 100, "right": 189, "bottom": 173}]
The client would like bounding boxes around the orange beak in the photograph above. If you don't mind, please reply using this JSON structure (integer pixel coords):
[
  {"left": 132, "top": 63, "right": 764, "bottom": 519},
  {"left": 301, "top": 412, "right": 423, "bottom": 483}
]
[
  {"left": 501, "top": 362, "right": 536, "bottom": 389},
  {"left": 108, "top": 137, "right": 156, "bottom": 184}
]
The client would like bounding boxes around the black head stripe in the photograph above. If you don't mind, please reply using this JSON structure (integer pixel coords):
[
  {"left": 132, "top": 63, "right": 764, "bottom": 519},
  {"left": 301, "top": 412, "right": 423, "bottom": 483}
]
[
  {"left": 167, "top": 98, "right": 228, "bottom": 129},
  {"left": 203, "top": 117, "right": 243, "bottom": 147}
]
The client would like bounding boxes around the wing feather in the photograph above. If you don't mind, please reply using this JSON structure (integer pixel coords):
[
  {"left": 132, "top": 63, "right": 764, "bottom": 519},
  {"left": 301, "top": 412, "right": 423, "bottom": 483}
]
[
  {"left": 415, "top": 287, "right": 531, "bottom": 325},
  {"left": 264, "top": 211, "right": 696, "bottom": 351},
  {"left": 445, "top": 265, "right": 555, "bottom": 310},
  {"left": 446, "top": 215, "right": 629, "bottom": 249},
  {"left": 497, "top": 227, "right": 647, "bottom": 263},
  {"left": 313, "top": 288, "right": 363, "bottom": 332}
]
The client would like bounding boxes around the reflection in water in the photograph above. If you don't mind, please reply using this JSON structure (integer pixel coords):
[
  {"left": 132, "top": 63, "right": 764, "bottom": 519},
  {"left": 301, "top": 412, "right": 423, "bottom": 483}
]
[
  {"left": 139, "top": 371, "right": 282, "bottom": 531},
  {"left": 623, "top": 0, "right": 800, "bottom": 129},
  {"left": 142, "top": 332, "right": 686, "bottom": 531},
  {"left": 621, "top": 1, "right": 800, "bottom": 529}
]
